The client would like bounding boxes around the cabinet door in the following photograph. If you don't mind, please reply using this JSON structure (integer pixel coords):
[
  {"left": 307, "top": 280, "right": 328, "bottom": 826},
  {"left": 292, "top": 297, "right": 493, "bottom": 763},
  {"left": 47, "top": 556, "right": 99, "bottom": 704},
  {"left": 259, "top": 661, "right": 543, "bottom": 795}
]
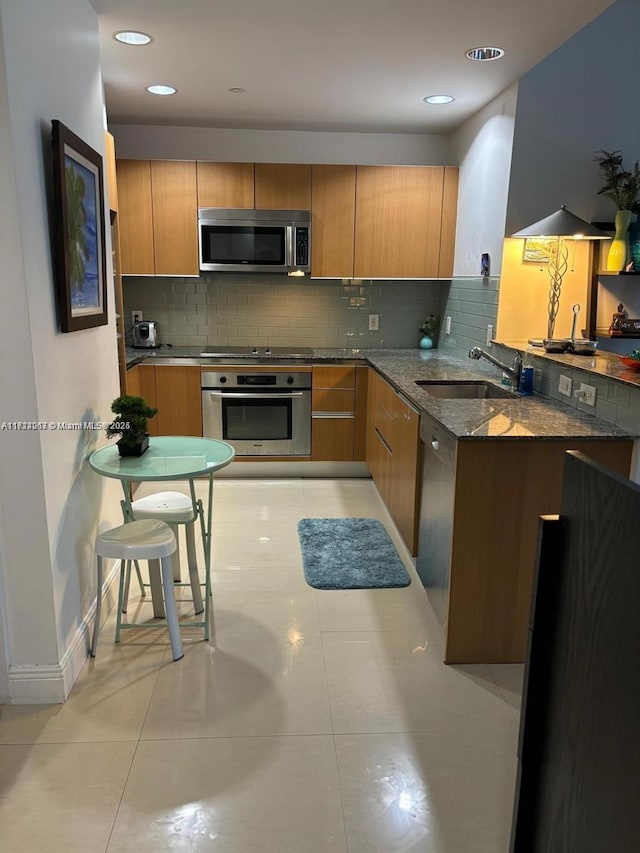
[
  {"left": 312, "top": 364, "right": 355, "bottom": 390},
  {"left": 116, "top": 159, "right": 154, "bottom": 275},
  {"left": 197, "top": 162, "right": 255, "bottom": 208},
  {"left": 125, "top": 364, "right": 141, "bottom": 396},
  {"left": 104, "top": 132, "right": 118, "bottom": 213},
  {"left": 353, "top": 365, "right": 369, "bottom": 461},
  {"left": 389, "top": 395, "right": 420, "bottom": 554},
  {"left": 312, "top": 417, "right": 355, "bottom": 461},
  {"left": 354, "top": 165, "right": 445, "bottom": 278},
  {"left": 154, "top": 365, "right": 203, "bottom": 436},
  {"left": 137, "top": 364, "right": 159, "bottom": 436},
  {"left": 151, "top": 160, "right": 199, "bottom": 276},
  {"left": 311, "top": 165, "right": 356, "bottom": 278},
  {"left": 311, "top": 365, "right": 355, "bottom": 461},
  {"left": 254, "top": 163, "right": 312, "bottom": 209},
  {"left": 366, "top": 370, "right": 392, "bottom": 498},
  {"left": 438, "top": 167, "right": 459, "bottom": 277}
]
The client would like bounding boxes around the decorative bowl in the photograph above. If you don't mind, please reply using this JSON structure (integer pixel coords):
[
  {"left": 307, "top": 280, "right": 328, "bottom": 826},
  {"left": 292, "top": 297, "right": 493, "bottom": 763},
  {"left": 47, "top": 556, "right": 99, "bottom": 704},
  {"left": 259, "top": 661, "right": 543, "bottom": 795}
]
[
  {"left": 568, "top": 339, "right": 598, "bottom": 355},
  {"left": 543, "top": 338, "right": 570, "bottom": 353},
  {"left": 618, "top": 355, "right": 640, "bottom": 370}
]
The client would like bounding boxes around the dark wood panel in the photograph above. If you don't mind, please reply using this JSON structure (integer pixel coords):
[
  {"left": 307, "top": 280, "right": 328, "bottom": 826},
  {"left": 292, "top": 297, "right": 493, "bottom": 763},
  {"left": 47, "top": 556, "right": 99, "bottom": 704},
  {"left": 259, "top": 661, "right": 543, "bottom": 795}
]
[{"left": 512, "top": 452, "right": 640, "bottom": 852}]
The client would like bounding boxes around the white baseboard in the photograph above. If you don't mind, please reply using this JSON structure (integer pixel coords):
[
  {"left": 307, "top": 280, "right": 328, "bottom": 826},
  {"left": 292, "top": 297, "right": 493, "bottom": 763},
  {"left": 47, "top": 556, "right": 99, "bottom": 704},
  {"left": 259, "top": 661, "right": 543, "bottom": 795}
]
[
  {"left": 7, "top": 562, "right": 121, "bottom": 705},
  {"left": 215, "top": 461, "right": 370, "bottom": 478}
]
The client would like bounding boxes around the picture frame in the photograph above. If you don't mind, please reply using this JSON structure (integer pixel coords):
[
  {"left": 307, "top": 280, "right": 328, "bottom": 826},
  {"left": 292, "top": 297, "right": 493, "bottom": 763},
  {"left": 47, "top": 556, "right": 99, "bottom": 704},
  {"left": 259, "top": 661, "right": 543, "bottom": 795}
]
[
  {"left": 51, "top": 120, "right": 107, "bottom": 332},
  {"left": 522, "top": 237, "right": 554, "bottom": 264}
]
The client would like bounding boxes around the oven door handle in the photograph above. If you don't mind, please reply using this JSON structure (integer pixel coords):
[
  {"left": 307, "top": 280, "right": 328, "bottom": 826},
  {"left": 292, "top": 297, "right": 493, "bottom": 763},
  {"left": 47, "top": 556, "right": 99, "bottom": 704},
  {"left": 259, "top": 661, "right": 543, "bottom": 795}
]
[{"left": 206, "top": 391, "right": 306, "bottom": 399}]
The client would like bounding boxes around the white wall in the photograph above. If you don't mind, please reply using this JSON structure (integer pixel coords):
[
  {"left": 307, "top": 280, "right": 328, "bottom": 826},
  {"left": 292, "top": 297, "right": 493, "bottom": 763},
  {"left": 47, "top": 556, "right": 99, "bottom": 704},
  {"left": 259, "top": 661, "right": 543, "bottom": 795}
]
[
  {"left": 111, "top": 123, "right": 454, "bottom": 165},
  {"left": 0, "top": 0, "right": 122, "bottom": 702},
  {"left": 449, "top": 84, "right": 518, "bottom": 277},
  {"left": 506, "top": 0, "right": 640, "bottom": 233}
]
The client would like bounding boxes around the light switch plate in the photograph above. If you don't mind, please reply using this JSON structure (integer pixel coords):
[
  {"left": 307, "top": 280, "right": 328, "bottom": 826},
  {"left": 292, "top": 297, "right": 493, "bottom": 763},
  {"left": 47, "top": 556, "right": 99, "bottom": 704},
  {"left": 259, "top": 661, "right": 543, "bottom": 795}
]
[
  {"left": 558, "top": 374, "right": 572, "bottom": 396},
  {"left": 368, "top": 313, "right": 379, "bottom": 331}
]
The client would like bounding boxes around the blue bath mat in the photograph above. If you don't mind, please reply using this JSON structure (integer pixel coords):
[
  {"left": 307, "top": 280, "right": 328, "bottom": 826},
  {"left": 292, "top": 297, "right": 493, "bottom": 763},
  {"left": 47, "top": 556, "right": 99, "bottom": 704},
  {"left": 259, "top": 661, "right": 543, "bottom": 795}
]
[{"left": 297, "top": 518, "right": 411, "bottom": 589}]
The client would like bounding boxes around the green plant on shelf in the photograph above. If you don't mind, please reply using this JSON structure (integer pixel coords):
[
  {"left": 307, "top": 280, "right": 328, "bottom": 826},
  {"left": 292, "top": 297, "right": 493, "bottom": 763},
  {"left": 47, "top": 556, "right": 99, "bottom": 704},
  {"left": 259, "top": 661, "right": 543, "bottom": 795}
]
[
  {"left": 593, "top": 149, "right": 640, "bottom": 211},
  {"left": 419, "top": 314, "right": 439, "bottom": 339}
]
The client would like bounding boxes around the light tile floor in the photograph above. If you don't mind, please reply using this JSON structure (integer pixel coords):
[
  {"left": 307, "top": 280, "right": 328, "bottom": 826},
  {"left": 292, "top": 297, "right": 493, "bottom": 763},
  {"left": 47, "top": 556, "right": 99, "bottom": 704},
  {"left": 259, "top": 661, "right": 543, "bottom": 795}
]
[{"left": 0, "top": 478, "right": 523, "bottom": 852}]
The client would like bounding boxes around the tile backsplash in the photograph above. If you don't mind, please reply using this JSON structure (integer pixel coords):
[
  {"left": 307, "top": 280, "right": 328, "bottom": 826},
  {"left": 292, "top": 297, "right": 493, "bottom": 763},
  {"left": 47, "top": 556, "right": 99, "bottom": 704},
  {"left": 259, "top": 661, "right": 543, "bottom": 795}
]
[
  {"left": 438, "top": 275, "right": 500, "bottom": 354},
  {"left": 122, "top": 274, "right": 448, "bottom": 349}
]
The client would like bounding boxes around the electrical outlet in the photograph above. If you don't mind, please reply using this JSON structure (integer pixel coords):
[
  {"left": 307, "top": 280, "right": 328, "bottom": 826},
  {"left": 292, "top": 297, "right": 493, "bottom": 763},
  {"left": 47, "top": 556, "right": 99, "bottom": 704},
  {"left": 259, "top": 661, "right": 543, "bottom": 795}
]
[
  {"left": 558, "top": 374, "right": 572, "bottom": 397},
  {"left": 486, "top": 324, "right": 493, "bottom": 346},
  {"left": 445, "top": 316, "right": 452, "bottom": 335},
  {"left": 131, "top": 310, "right": 143, "bottom": 324},
  {"left": 578, "top": 383, "right": 596, "bottom": 406},
  {"left": 368, "top": 313, "right": 379, "bottom": 331}
]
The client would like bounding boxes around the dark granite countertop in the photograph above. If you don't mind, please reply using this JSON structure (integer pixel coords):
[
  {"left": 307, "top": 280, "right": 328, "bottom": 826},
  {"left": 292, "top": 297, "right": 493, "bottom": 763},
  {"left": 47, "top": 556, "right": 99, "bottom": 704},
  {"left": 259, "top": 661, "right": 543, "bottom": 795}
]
[
  {"left": 496, "top": 339, "right": 640, "bottom": 388},
  {"left": 125, "top": 345, "right": 638, "bottom": 441}
]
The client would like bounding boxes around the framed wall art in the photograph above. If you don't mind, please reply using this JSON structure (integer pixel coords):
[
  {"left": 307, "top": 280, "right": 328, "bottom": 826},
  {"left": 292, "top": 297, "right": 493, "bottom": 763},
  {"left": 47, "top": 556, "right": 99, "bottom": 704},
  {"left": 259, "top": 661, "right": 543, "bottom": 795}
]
[
  {"left": 522, "top": 237, "right": 554, "bottom": 264},
  {"left": 51, "top": 120, "right": 107, "bottom": 332}
]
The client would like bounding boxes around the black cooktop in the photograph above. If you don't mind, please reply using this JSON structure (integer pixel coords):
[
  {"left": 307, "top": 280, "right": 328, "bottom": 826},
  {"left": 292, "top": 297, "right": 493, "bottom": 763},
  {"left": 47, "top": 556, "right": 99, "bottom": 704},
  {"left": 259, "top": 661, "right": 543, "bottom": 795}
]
[{"left": 200, "top": 346, "right": 314, "bottom": 357}]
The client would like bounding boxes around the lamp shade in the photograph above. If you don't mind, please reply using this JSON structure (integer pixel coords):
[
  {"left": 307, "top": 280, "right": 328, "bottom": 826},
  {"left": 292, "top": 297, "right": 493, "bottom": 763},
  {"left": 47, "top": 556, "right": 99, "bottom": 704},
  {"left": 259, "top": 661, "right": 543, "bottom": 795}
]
[{"left": 511, "top": 205, "right": 608, "bottom": 239}]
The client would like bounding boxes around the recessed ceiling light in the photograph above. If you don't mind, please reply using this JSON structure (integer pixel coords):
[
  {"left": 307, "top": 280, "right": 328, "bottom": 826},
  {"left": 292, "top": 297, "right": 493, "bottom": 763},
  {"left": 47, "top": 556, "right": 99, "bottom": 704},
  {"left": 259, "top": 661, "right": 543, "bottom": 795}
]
[
  {"left": 146, "top": 84, "right": 177, "bottom": 96},
  {"left": 228, "top": 87, "right": 246, "bottom": 94},
  {"left": 113, "top": 31, "right": 153, "bottom": 46},
  {"left": 423, "top": 95, "right": 455, "bottom": 105},
  {"left": 465, "top": 46, "right": 505, "bottom": 61}
]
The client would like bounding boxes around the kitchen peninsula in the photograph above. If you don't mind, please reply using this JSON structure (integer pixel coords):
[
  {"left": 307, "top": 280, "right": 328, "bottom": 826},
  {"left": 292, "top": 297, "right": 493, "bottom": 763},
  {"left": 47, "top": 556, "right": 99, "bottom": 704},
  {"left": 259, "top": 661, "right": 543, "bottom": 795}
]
[
  {"left": 125, "top": 345, "right": 639, "bottom": 439},
  {"left": 125, "top": 345, "right": 637, "bottom": 664}
]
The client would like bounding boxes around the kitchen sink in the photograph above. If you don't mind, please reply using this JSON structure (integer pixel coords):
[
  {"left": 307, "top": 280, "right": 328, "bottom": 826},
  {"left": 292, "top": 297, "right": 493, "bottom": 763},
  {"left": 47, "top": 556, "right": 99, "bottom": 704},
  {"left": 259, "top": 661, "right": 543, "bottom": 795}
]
[{"left": 415, "top": 380, "right": 517, "bottom": 399}]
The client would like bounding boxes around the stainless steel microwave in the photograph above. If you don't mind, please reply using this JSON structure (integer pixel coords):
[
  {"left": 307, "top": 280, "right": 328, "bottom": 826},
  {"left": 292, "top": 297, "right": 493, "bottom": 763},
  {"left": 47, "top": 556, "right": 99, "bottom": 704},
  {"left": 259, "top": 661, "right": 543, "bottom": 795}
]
[{"left": 198, "top": 208, "right": 311, "bottom": 274}]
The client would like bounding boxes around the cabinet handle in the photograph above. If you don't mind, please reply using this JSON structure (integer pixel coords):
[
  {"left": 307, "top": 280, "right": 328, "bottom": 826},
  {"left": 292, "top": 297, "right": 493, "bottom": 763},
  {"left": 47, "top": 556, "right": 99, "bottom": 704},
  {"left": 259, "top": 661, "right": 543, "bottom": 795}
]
[{"left": 375, "top": 427, "right": 393, "bottom": 455}]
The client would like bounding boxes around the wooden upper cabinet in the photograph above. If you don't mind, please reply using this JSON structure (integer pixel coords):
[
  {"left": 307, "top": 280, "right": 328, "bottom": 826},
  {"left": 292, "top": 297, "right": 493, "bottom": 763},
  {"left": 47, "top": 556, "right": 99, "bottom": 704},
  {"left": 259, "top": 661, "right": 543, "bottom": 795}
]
[
  {"left": 116, "top": 159, "right": 154, "bottom": 275},
  {"left": 104, "top": 132, "right": 118, "bottom": 212},
  {"left": 197, "top": 162, "right": 255, "bottom": 208},
  {"left": 150, "top": 161, "right": 199, "bottom": 276},
  {"left": 254, "top": 163, "right": 312, "bottom": 209},
  {"left": 311, "top": 165, "right": 356, "bottom": 278},
  {"left": 438, "top": 167, "right": 459, "bottom": 277},
  {"left": 354, "top": 165, "right": 445, "bottom": 278}
]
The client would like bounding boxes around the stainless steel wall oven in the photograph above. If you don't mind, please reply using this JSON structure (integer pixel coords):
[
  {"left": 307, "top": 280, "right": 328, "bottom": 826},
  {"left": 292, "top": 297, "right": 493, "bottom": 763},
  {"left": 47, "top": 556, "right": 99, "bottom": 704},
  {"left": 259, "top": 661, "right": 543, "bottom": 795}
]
[{"left": 201, "top": 368, "right": 312, "bottom": 456}]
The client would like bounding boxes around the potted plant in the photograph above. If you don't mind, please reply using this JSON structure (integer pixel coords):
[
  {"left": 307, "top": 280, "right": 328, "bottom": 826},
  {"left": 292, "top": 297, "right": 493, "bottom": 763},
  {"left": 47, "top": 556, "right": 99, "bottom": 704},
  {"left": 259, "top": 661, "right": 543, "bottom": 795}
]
[
  {"left": 418, "top": 314, "right": 439, "bottom": 349},
  {"left": 106, "top": 394, "right": 158, "bottom": 457},
  {"left": 594, "top": 149, "right": 640, "bottom": 271}
]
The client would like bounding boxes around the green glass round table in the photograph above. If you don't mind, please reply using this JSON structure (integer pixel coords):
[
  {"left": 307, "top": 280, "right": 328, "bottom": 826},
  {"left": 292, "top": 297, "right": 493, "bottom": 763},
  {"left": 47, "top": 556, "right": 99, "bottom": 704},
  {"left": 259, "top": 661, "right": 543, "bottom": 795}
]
[{"left": 89, "top": 436, "right": 235, "bottom": 638}]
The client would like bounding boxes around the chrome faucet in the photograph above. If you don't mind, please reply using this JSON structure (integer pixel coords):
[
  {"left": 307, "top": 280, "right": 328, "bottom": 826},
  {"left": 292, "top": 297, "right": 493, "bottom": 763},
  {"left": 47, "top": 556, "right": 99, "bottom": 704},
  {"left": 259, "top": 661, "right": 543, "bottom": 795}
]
[{"left": 468, "top": 347, "right": 523, "bottom": 391}]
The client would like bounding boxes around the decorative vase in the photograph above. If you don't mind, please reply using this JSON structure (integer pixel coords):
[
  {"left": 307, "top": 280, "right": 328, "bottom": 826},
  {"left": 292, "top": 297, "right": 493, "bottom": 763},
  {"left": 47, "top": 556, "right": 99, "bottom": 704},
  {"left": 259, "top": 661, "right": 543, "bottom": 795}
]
[
  {"left": 117, "top": 435, "right": 150, "bottom": 457},
  {"left": 419, "top": 335, "right": 433, "bottom": 350},
  {"left": 628, "top": 213, "right": 640, "bottom": 273},
  {"left": 606, "top": 209, "right": 632, "bottom": 271}
]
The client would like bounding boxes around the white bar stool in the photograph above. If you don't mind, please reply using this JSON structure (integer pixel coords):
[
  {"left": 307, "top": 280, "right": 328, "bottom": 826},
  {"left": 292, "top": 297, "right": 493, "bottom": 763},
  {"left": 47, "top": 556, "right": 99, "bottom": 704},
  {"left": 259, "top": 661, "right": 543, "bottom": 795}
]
[
  {"left": 128, "top": 490, "right": 204, "bottom": 615},
  {"left": 90, "top": 518, "right": 183, "bottom": 661}
]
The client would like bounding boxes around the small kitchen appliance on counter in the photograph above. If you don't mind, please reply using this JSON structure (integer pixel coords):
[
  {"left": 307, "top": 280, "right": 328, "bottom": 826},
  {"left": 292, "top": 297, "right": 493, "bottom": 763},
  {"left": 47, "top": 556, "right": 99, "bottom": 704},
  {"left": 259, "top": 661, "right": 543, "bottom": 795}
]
[{"left": 132, "top": 320, "right": 160, "bottom": 348}]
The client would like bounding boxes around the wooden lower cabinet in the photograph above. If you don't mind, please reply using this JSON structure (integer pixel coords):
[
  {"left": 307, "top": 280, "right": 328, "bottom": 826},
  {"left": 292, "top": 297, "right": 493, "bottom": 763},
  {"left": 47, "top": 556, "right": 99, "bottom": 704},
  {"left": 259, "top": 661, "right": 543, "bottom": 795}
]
[
  {"left": 429, "top": 436, "right": 634, "bottom": 665},
  {"left": 125, "top": 364, "right": 202, "bottom": 436},
  {"left": 311, "top": 365, "right": 356, "bottom": 461},
  {"left": 389, "top": 393, "right": 420, "bottom": 553},
  {"left": 365, "top": 368, "right": 421, "bottom": 554},
  {"left": 154, "top": 365, "right": 202, "bottom": 436}
]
